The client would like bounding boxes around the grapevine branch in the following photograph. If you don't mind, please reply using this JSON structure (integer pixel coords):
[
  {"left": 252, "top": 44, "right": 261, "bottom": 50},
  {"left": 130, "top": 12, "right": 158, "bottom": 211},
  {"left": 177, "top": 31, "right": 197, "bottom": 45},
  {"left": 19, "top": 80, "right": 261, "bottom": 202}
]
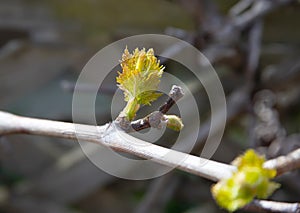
[
  {"left": 0, "top": 110, "right": 235, "bottom": 181},
  {"left": 264, "top": 148, "right": 300, "bottom": 176},
  {"left": 1, "top": 110, "right": 300, "bottom": 180},
  {"left": 1, "top": 111, "right": 300, "bottom": 212}
]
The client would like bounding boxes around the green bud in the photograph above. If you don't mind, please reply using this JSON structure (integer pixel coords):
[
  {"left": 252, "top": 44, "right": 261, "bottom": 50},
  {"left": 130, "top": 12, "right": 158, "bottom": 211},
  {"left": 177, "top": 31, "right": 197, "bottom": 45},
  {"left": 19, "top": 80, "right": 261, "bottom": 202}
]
[
  {"left": 211, "top": 149, "right": 280, "bottom": 212},
  {"left": 165, "top": 115, "right": 184, "bottom": 131}
]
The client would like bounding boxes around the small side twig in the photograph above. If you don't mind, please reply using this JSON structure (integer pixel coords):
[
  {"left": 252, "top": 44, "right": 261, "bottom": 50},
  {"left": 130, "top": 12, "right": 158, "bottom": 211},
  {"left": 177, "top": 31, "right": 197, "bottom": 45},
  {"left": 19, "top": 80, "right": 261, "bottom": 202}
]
[
  {"left": 130, "top": 85, "right": 184, "bottom": 132},
  {"left": 232, "top": 0, "right": 296, "bottom": 30},
  {"left": 159, "top": 85, "right": 184, "bottom": 114},
  {"left": 230, "top": 0, "right": 254, "bottom": 16}
]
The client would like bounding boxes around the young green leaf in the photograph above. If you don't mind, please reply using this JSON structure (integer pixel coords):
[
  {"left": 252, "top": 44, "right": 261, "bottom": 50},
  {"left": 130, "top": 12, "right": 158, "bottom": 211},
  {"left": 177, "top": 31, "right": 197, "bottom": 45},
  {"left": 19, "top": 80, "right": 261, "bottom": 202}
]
[
  {"left": 117, "top": 47, "right": 164, "bottom": 121},
  {"left": 211, "top": 149, "right": 280, "bottom": 212}
]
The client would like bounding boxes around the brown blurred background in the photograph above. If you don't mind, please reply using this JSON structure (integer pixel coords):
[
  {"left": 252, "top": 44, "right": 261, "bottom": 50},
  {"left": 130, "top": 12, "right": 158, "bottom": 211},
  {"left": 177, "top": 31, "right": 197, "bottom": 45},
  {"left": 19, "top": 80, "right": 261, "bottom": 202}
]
[{"left": 0, "top": 0, "right": 300, "bottom": 212}]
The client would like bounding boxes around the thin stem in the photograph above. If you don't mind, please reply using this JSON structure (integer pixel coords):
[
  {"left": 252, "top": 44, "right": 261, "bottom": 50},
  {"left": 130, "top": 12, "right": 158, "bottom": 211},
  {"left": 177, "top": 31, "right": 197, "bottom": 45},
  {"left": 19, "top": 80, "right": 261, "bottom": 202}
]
[{"left": 120, "top": 97, "right": 140, "bottom": 121}]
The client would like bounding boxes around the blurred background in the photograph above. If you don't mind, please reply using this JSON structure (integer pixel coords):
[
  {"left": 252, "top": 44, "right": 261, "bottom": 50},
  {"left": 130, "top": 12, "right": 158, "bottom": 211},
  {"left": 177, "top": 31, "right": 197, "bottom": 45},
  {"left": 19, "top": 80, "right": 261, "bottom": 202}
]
[{"left": 0, "top": 0, "right": 300, "bottom": 212}]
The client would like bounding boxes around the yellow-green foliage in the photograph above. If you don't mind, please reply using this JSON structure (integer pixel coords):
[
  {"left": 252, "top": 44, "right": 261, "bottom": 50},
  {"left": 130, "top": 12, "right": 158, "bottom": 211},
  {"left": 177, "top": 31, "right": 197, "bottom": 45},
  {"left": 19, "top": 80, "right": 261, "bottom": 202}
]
[
  {"left": 212, "top": 149, "right": 280, "bottom": 212},
  {"left": 117, "top": 47, "right": 164, "bottom": 121}
]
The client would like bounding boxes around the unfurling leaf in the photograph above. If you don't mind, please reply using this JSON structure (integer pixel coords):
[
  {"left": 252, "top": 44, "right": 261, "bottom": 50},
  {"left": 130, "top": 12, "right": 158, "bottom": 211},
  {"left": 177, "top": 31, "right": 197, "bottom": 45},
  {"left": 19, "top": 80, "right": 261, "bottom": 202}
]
[
  {"left": 117, "top": 47, "right": 164, "bottom": 120},
  {"left": 211, "top": 149, "right": 280, "bottom": 212}
]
